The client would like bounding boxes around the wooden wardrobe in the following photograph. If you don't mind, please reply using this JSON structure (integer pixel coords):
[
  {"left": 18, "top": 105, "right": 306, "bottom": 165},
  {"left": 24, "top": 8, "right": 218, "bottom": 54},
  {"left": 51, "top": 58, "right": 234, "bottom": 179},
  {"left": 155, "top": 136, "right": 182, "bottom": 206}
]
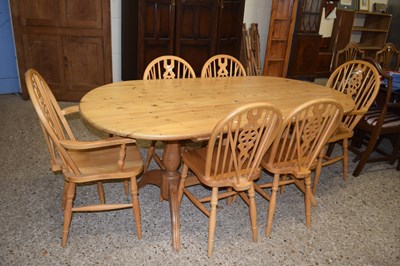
[
  {"left": 10, "top": 0, "right": 112, "bottom": 101},
  {"left": 121, "top": 0, "right": 245, "bottom": 80}
]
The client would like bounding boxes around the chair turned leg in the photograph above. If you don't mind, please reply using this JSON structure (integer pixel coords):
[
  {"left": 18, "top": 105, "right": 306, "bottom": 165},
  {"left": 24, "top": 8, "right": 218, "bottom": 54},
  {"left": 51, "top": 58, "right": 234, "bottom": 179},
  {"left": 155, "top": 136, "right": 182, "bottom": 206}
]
[
  {"left": 266, "top": 173, "right": 279, "bottom": 238},
  {"left": 208, "top": 187, "right": 218, "bottom": 257},
  {"left": 62, "top": 180, "right": 68, "bottom": 209},
  {"left": 130, "top": 176, "right": 142, "bottom": 240},
  {"left": 342, "top": 138, "right": 348, "bottom": 180},
  {"left": 304, "top": 176, "right": 312, "bottom": 228},
  {"left": 352, "top": 133, "right": 380, "bottom": 177},
  {"left": 325, "top": 142, "right": 336, "bottom": 157},
  {"left": 313, "top": 150, "right": 324, "bottom": 194},
  {"left": 97, "top": 182, "right": 105, "bottom": 204},
  {"left": 124, "top": 181, "right": 129, "bottom": 197},
  {"left": 61, "top": 183, "right": 76, "bottom": 247},
  {"left": 248, "top": 185, "right": 258, "bottom": 242}
]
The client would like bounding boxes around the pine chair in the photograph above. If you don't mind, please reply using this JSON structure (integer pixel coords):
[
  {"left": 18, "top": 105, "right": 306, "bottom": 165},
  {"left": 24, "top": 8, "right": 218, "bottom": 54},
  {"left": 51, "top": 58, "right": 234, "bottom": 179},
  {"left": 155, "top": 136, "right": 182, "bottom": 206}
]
[
  {"left": 25, "top": 69, "right": 143, "bottom": 247},
  {"left": 256, "top": 99, "right": 343, "bottom": 238},
  {"left": 350, "top": 58, "right": 400, "bottom": 176},
  {"left": 142, "top": 55, "right": 196, "bottom": 173},
  {"left": 178, "top": 103, "right": 282, "bottom": 257},
  {"left": 313, "top": 60, "right": 380, "bottom": 193},
  {"left": 201, "top": 54, "right": 247, "bottom": 78},
  {"left": 334, "top": 43, "right": 365, "bottom": 70},
  {"left": 375, "top": 43, "right": 400, "bottom": 71}
]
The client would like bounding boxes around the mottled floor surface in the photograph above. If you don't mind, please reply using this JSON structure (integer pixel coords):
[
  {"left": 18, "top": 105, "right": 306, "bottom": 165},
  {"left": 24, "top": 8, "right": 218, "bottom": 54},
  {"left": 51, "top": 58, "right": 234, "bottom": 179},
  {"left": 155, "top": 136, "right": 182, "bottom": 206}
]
[{"left": 1, "top": 93, "right": 399, "bottom": 265}]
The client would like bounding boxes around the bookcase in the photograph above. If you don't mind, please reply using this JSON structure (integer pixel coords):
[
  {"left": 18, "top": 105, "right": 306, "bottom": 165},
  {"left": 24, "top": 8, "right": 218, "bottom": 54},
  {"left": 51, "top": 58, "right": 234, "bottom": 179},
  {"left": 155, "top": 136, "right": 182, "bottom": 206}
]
[{"left": 330, "top": 9, "right": 392, "bottom": 57}]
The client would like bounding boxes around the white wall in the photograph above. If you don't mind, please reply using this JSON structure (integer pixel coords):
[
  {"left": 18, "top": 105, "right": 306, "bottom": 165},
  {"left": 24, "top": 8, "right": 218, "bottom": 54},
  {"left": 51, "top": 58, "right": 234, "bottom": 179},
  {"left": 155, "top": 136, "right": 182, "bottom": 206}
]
[
  {"left": 243, "top": 0, "right": 273, "bottom": 71},
  {"left": 110, "top": 0, "right": 122, "bottom": 82}
]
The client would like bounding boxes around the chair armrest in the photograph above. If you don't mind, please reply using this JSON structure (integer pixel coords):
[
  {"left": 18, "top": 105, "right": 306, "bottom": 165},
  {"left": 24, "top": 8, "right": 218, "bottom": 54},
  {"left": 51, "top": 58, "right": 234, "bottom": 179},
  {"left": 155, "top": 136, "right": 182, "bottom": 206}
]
[
  {"left": 61, "top": 105, "right": 79, "bottom": 115},
  {"left": 349, "top": 108, "right": 368, "bottom": 116},
  {"left": 59, "top": 137, "right": 136, "bottom": 150}
]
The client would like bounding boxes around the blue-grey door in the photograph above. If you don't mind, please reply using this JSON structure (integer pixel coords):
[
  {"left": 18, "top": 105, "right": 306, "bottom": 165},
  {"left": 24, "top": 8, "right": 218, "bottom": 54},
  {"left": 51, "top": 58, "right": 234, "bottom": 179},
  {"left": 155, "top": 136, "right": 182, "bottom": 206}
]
[{"left": 0, "top": 0, "right": 20, "bottom": 94}]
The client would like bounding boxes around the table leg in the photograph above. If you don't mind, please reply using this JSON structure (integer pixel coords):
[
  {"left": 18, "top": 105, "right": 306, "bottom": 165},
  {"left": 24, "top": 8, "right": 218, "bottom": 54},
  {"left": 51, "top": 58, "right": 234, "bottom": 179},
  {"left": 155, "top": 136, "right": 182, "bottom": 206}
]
[
  {"left": 162, "top": 141, "right": 181, "bottom": 251},
  {"left": 137, "top": 141, "right": 182, "bottom": 252}
]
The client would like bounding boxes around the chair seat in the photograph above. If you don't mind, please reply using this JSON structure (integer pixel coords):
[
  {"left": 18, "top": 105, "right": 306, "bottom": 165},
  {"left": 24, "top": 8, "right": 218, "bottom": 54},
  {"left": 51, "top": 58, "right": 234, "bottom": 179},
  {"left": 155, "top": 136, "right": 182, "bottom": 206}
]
[
  {"left": 182, "top": 147, "right": 261, "bottom": 190},
  {"left": 68, "top": 144, "right": 143, "bottom": 180},
  {"left": 363, "top": 107, "right": 400, "bottom": 128},
  {"left": 328, "top": 123, "right": 354, "bottom": 143},
  {"left": 262, "top": 141, "right": 319, "bottom": 178}
]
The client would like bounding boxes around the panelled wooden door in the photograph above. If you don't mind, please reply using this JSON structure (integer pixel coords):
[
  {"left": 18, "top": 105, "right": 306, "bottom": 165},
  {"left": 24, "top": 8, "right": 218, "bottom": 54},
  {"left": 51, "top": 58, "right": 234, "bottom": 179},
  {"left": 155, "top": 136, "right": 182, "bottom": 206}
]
[
  {"left": 217, "top": 0, "right": 246, "bottom": 57},
  {"left": 175, "top": 0, "right": 219, "bottom": 76},
  {"left": 10, "top": 0, "right": 112, "bottom": 101},
  {"left": 137, "top": 0, "right": 175, "bottom": 78}
]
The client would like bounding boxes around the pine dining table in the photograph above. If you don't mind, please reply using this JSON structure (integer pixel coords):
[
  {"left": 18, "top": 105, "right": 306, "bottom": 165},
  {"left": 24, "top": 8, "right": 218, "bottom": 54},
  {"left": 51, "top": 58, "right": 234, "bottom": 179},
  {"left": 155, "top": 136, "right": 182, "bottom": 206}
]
[{"left": 79, "top": 76, "right": 355, "bottom": 252}]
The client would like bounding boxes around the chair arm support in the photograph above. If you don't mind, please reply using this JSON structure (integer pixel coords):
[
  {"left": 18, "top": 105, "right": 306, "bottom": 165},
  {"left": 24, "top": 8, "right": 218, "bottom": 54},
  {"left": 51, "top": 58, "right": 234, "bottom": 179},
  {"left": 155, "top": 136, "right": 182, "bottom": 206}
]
[
  {"left": 59, "top": 137, "right": 136, "bottom": 150},
  {"left": 61, "top": 105, "right": 80, "bottom": 115}
]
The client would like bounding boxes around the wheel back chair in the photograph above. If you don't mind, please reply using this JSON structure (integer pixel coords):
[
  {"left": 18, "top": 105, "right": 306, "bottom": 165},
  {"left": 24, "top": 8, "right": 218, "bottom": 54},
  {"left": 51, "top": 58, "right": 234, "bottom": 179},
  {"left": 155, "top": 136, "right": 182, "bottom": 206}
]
[
  {"left": 26, "top": 69, "right": 143, "bottom": 246},
  {"left": 313, "top": 60, "right": 380, "bottom": 193},
  {"left": 178, "top": 102, "right": 282, "bottom": 256},
  {"left": 255, "top": 99, "right": 343, "bottom": 237}
]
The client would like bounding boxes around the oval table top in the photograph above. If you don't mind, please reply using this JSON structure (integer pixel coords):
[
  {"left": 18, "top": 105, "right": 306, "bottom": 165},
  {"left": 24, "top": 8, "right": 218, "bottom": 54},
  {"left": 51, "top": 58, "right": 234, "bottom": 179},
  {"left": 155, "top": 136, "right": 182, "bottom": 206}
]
[{"left": 80, "top": 76, "right": 354, "bottom": 141}]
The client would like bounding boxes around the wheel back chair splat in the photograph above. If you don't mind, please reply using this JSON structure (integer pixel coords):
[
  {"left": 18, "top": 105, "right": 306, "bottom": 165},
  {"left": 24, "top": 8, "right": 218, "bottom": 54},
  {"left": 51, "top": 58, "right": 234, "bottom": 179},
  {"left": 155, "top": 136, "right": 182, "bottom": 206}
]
[
  {"left": 25, "top": 69, "right": 144, "bottom": 246},
  {"left": 201, "top": 54, "right": 247, "bottom": 78},
  {"left": 178, "top": 102, "right": 282, "bottom": 257}
]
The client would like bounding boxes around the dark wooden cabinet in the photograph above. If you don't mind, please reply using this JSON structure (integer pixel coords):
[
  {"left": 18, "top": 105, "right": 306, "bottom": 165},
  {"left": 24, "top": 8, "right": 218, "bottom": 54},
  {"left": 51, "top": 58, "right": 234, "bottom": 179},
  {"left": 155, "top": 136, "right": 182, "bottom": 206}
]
[
  {"left": 122, "top": 0, "right": 245, "bottom": 80},
  {"left": 387, "top": 0, "right": 400, "bottom": 48},
  {"left": 287, "top": 0, "right": 323, "bottom": 80},
  {"left": 10, "top": 0, "right": 112, "bottom": 101}
]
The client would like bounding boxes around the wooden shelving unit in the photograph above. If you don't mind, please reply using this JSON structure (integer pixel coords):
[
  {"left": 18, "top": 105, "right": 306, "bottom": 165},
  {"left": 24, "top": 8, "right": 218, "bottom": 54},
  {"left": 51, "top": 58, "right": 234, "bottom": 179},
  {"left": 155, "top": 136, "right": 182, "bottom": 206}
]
[
  {"left": 352, "top": 11, "right": 392, "bottom": 54},
  {"left": 331, "top": 10, "right": 392, "bottom": 57}
]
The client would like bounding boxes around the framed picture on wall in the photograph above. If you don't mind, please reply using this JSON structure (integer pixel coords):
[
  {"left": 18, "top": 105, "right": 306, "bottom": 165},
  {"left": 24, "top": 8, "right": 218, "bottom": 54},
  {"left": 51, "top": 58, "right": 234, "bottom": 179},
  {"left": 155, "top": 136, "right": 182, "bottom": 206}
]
[
  {"left": 338, "top": 0, "right": 356, "bottom": 10},
  {"left": 359, "top": 0, "right": 370, "bottom": 11}
]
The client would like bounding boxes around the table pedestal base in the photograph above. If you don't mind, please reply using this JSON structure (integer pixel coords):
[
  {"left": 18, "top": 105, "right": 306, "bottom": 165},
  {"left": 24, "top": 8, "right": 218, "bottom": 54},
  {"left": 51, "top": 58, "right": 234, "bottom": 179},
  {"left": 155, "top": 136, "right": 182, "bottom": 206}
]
[{"left": 137, "top": 142, "right": 181, "bottom": 252}]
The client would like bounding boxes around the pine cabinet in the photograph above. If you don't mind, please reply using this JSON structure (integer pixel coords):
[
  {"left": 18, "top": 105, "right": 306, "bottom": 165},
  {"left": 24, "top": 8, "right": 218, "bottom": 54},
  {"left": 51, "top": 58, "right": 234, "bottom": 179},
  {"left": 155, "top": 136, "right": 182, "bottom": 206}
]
[
  {"left": 10, "top": 0, "right": 112, "bottom": 101},
  {"left": 121, "top": 0, "right": 245, "bottom": 79}
]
